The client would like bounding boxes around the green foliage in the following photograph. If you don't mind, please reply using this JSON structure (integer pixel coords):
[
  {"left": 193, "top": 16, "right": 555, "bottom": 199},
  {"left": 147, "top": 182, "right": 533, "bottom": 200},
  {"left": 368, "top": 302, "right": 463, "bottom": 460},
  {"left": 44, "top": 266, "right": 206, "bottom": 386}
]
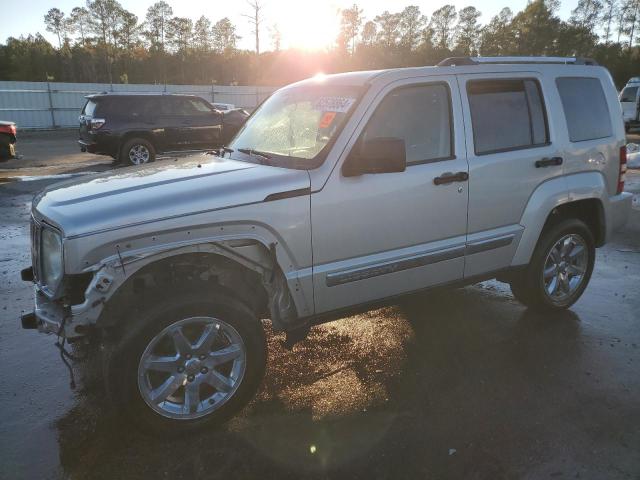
[{"left": 1, "top": 0, "right": 640, "bottom": 88}]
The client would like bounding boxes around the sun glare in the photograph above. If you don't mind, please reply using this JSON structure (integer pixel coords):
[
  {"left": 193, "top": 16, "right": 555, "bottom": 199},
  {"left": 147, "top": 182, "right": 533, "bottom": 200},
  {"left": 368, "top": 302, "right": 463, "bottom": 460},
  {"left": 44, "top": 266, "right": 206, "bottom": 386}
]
[{"left": 275, "top": 3, "right": 340, "bottom": 51}]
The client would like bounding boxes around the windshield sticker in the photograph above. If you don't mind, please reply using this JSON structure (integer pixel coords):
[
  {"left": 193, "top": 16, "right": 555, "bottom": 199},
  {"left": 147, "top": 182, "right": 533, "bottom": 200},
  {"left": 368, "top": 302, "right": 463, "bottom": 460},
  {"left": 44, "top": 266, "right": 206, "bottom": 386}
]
[
  {"left": 318, "top": 111, "right": 337, "bottom": 129},
  {"left": 313, "top": 96, "right": 356, "bottom": 113}
]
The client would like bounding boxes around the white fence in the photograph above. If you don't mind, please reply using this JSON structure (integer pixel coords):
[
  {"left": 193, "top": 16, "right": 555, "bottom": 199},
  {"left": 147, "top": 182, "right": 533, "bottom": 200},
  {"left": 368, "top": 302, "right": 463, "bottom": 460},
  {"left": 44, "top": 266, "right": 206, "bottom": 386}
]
[{"left": 0, "top": 81, "right": 277, "bottom": 129}]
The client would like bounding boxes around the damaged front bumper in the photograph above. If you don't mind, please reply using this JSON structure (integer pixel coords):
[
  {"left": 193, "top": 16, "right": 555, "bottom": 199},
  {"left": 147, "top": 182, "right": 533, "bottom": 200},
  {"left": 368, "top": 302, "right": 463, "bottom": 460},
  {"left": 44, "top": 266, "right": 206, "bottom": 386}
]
[{"left": 20, "top": 265, "right": 113, "bottom": 339}]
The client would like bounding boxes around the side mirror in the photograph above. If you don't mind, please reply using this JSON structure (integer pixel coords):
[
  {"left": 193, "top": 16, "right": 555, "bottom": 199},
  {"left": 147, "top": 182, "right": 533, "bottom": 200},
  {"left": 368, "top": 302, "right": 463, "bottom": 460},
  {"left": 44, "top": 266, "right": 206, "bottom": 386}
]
[{"left": 342, "top": 137, "right": 407, "bottom": 177}]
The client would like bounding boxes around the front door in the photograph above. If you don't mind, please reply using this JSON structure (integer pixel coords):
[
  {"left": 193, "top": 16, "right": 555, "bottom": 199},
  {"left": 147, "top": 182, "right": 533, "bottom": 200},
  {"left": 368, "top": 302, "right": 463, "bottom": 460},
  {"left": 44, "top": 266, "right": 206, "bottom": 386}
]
[{"left": 311, "top": 76, "right": 469, "bottom": 314}]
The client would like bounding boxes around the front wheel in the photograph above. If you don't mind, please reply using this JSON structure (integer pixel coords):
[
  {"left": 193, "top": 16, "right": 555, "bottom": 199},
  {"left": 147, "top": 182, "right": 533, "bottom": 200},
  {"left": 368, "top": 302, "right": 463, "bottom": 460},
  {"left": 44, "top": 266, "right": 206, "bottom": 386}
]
[
  {"left": 105, "top": 292, "right": 267, "bottom": 433},
  {"left": 510, "top": 219, "right": 595, "bottom": 311}
]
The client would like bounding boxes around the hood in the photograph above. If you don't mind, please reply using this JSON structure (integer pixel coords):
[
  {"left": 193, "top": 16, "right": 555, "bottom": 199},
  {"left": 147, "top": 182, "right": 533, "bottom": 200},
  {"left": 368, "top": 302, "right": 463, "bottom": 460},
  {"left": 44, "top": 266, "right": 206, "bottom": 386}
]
[{"left": 33, "top": 154, "right": 310, "bottom": 238}]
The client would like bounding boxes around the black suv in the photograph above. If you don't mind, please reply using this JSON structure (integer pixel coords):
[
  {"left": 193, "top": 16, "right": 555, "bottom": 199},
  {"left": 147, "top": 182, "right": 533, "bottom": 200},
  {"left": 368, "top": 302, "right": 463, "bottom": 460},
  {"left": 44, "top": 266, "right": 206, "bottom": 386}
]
[{"left": 78, "top": 93, "right": 249, "bottom": 165}]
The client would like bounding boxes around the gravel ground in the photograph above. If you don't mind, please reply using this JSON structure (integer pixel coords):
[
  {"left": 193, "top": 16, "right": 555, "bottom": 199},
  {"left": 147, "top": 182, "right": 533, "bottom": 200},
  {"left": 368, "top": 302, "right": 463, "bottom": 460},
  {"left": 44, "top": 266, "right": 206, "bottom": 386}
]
[{"left": 0, "top": 132, "right": 639, "bottom": 480}]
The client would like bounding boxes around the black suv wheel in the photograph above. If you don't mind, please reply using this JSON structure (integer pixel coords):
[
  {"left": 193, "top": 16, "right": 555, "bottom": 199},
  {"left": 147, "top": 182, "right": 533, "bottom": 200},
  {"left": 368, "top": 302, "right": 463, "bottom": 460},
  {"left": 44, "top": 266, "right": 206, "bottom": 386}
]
[{"left": 120, "top": 137, "right": 156, "bottom": 165}]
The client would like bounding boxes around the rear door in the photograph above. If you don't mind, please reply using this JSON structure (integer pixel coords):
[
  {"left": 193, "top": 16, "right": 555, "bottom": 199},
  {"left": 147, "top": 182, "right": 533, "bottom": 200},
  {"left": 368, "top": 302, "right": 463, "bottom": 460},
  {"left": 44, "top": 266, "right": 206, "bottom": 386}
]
[
  {"left": 457, "top": 72, "right": 562, "bottom": 277},
  {"left": 620, "top": 85, "right": 639, "bottom": 123},
  {"left": 158, "top": 97, "right": 190, "bottom": 150}
]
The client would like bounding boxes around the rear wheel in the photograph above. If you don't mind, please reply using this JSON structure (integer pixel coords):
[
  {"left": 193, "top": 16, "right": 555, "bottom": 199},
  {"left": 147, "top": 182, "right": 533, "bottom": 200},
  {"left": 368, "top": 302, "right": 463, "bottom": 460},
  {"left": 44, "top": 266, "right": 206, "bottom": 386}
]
[
  {"left": 105, "top": 292, "right": 267, "bottom": 433},
  {"left": 120, "top": 137, "right": 156, "bottom": 165},
  {"left": 509, "top": 219, "right": 595, "bottom": 311},
  {"left": 0, "top": 133, "right": 13, "bottom": 161}
]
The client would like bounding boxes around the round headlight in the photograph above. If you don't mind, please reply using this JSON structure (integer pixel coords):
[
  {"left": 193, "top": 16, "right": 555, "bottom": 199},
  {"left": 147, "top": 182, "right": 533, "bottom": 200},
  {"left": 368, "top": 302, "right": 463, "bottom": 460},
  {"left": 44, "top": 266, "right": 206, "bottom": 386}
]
[{"left": 41, "top": 227, "right": 63, "bottom": 292}]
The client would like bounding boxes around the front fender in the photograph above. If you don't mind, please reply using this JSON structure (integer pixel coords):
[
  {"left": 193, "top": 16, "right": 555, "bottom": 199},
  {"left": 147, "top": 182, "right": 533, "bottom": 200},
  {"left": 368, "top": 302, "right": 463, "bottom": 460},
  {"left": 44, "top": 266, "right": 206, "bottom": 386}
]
[{"left": 63, "top": 194, "right": 314, "bottom": 319}]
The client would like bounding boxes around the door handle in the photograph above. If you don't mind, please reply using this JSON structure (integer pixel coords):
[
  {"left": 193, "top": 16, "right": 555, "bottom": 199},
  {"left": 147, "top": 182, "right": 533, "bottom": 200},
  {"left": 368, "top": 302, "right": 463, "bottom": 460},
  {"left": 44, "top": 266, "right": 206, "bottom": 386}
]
[
  {"left": 535, "top": 156, "right": 563, "bottom": 168},
  {"left": 434, "top": 171, "right": 469, "bottom": 185}
]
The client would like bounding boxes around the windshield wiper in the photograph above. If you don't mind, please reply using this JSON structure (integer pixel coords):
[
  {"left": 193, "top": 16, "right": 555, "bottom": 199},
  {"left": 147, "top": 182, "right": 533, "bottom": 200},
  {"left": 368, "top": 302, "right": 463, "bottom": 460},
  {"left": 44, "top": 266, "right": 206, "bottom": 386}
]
[{"left": 237, "top": 148, "right": 273, "bottom": 164}]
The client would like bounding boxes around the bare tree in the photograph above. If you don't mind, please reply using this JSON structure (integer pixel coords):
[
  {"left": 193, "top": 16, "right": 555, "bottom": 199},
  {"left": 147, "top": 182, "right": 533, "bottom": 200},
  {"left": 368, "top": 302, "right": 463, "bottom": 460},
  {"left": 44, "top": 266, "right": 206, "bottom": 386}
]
[{"left": 242, "top": 0, "right": 264, "bottom": 55}]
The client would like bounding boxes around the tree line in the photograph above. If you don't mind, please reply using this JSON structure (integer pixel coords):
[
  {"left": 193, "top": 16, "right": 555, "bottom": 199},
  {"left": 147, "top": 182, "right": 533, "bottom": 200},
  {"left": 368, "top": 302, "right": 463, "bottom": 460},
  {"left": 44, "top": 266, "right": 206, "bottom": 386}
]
[{"left": 0, "top": 0, "right": 639, "bottom": 88}]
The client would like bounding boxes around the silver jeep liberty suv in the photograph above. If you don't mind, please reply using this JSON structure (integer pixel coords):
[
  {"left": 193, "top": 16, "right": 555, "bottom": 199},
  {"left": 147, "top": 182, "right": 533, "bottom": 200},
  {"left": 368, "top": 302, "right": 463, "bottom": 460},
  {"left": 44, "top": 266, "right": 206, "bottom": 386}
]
[{"left": 22, "top": 56, "right": 632, "bottom": 432}]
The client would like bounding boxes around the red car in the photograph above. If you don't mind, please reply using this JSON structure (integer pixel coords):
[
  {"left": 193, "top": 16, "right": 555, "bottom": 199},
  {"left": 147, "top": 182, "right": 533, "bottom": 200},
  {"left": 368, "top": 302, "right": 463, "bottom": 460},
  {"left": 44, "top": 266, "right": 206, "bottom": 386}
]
[{"left": 0, "top": 121, "right": 17, "bottom": 160}]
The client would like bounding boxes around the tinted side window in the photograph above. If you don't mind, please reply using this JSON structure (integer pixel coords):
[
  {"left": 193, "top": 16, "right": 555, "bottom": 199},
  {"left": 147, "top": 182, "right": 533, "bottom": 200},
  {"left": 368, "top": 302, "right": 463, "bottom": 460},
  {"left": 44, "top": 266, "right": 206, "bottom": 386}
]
[
  {"left": 620, "top": 86, "right": 638, "bottom": 102},
  {"left": 556, "top": 77, "right": 612, "bottom": 142},
  {"left": 159, "top": 97, "right": 190, "bottom": 115},
  {"left": 103, "top": 97, "right": 153, "bottom": 117},
  {"left": 467, "top": 79, "right": 549, "bottom": 155},
  {"left": 186, "top": 98, "right": 214, "bottom": 113},
  {"left": 362, "top": 84, "right": 453, "bottom": 164}
]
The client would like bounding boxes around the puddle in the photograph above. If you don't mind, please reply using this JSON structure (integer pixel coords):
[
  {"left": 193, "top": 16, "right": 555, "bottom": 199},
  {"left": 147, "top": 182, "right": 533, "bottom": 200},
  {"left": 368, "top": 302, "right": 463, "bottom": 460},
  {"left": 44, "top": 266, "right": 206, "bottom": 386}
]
[{"left": 0, "top": 172, "right": 100, "bottom": 184}]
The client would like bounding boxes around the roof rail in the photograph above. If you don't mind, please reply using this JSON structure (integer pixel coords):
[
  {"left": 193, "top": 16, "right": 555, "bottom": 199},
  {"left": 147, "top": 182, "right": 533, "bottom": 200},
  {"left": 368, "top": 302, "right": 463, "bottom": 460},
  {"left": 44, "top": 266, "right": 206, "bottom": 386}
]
[{"left": 437, "top": 56, "right": 599, "bottom": 66}]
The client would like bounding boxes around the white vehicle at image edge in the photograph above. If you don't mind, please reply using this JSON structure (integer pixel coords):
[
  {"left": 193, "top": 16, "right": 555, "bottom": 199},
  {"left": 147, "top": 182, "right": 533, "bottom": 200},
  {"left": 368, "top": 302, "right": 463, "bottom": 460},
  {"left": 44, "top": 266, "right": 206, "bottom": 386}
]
[
  {"left": 620, "top": 80, "right": 640, "bottom": 132},
  {"left": 21, "top": 56, "right": 632, "bottom": 432}
]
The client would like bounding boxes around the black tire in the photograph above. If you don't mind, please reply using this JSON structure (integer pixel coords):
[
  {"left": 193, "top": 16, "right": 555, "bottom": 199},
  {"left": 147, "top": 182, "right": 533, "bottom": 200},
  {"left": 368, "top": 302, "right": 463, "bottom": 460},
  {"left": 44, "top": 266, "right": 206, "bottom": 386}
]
[
  {"left": 0, "top": 133, "right": 12, "bottom": 161},
  {"left": 105, "top": 291, "right": 267, "bottom": 434},
  {"left": 119, "top": 137, "right": 156, "bottom": 165},
  {"left": 509, "top": 219, "right": 595, "bottom": 312}
]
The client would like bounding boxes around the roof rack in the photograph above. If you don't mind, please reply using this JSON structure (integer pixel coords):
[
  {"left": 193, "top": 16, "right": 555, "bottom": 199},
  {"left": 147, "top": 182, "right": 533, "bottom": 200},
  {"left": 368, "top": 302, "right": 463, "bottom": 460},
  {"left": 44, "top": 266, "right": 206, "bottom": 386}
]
[{"left": 437, "top": 56, "right": 599, "bottom": 66}]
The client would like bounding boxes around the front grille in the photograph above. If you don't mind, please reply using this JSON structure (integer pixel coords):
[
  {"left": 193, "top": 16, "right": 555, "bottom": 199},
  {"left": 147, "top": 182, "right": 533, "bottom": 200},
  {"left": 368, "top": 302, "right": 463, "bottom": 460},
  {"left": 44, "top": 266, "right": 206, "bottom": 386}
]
[{"left": 30, "top": 216, "right": 41, "bottom": 283}]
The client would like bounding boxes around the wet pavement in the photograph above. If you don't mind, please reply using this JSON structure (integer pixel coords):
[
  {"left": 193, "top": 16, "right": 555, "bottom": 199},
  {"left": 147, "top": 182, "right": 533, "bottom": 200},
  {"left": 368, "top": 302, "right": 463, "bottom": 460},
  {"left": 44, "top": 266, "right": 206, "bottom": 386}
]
[{"left": 1, "top": 135, "right": 639, "bottom": 479}]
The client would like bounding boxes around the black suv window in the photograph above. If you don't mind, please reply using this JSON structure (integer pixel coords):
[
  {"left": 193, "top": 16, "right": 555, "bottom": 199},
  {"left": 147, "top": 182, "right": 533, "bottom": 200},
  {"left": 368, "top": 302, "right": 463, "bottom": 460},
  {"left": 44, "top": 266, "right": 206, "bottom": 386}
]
[
  {"left": 163, "top": 97, "right": 213, "bottom": 115},
  {"left": 185, "top": 98, "right": 214, "bottom": 114},
  {"left": 362, "top": 84, "right": 453, "bottom": 165},
  {"left": 467, "top": 79, "right": 549, "bottom": 155},
  {"left": 556, "top": 77, "right": 612, "bottom": 142}
]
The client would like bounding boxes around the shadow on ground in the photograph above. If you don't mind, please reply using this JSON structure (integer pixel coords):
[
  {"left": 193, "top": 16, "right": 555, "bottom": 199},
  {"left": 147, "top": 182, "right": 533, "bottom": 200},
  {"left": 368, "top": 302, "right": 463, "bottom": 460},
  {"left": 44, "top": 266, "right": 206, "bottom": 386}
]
[{"left": 55, "top": 284, "right": 636, "bottom": 480}]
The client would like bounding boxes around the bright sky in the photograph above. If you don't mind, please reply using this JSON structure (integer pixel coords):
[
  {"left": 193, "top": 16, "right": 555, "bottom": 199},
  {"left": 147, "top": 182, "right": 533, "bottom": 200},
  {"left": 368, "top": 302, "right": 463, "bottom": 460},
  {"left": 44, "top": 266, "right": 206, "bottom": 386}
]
[{"left": 3, "top": 0, "right": 577, "bottom": 51}]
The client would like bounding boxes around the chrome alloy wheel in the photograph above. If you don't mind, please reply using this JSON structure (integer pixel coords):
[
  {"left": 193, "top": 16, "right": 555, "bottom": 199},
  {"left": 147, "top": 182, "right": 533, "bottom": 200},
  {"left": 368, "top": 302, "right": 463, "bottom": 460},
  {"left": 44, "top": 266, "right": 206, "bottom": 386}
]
[
  {"left": 542, "top": 234, "right": 588, "bottom": 303},
  {"left": 128, "top": 144, "right": 150, "bottom": 164},
  {"left": 137, "top": 317, "right": 246, "bottom": 420}
]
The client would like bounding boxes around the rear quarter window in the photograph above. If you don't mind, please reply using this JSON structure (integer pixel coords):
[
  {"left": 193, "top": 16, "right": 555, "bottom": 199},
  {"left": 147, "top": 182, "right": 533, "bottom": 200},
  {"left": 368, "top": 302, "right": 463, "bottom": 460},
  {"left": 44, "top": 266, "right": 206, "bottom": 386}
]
[
  {"left": 556, "top": 77, "right": 612, "bottom": 142},
  {"left": 82, "top": 100, "right": 98, "bottom": 116}
]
